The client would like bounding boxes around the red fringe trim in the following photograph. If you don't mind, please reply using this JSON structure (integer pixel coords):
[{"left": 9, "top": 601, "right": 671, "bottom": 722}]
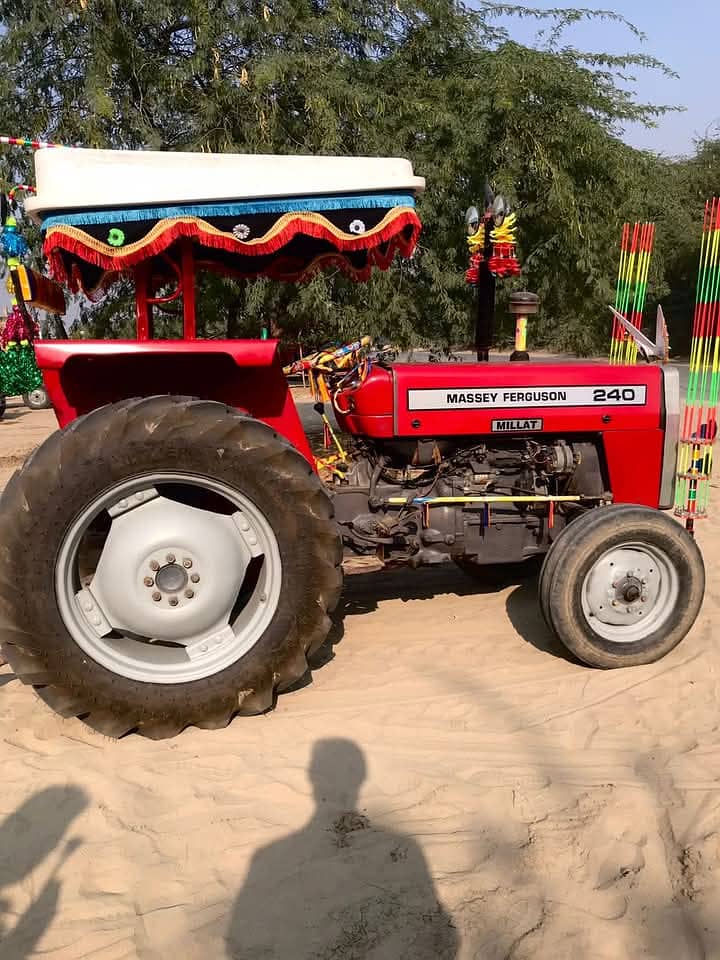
[{"left": 46, "top": 210, "right": 421, "bottom": 293}]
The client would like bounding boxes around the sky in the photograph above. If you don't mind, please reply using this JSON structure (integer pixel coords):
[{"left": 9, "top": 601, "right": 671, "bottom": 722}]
[{"left": 493, "top": 0, "right": 719, "bottom": 157}]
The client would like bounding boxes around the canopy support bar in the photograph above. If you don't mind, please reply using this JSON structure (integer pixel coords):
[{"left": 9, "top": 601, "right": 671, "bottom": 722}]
[{"left": 133, "top": 242, "right": 196, "bottom": 340}]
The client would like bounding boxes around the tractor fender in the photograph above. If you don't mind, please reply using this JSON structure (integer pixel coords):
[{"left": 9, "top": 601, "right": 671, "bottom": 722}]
[{"left": 34, "top": 339, "right": 315, "bottom": 465}]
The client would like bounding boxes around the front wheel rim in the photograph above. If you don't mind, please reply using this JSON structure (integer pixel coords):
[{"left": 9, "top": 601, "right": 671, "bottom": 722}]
[
  {"left": 580, "top": 541, "right": 679, "bottom": 643},
  {"left": 55, "top": 473, "right": 282, "bottom": 683}
]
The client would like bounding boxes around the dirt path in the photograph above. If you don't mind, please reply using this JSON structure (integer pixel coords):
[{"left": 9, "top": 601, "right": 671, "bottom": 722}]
[{"left": 1, "top": 405, "right": 719, "bottom": 958}]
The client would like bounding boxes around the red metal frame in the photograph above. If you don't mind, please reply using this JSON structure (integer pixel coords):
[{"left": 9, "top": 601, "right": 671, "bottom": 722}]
[{"left": 133, "top": 240, "right": 197, "bottom": 341}]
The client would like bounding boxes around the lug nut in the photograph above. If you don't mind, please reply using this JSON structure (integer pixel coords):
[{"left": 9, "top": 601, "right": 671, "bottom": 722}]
[
  {"left": 144, "top": 576, "right": 154, "bottom": 587},
  {"left": 166, "top": 553, "right": 176, "bottom": 564},
  {"left": 190, "top": 573, "right": 200, "bottom": 583},
  {"left": 150, "top": 560, "right": 160, "bottom": 571},
  {"left": 152, "top": 591, "right": 161, "bottom": 601},
  {"left": 183, "top": 558, "right": 192, "bottom": 568},
  {"left": 169, "top": 596, "right": 179, "bottom": 607},
  {"left": 185, "top": 589, "right": 194, "bottom": 599}
]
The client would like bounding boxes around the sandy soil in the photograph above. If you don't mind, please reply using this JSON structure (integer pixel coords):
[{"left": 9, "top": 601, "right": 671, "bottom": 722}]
[{"left": 1, "top": 400, "right": 719, "bottom": 959}]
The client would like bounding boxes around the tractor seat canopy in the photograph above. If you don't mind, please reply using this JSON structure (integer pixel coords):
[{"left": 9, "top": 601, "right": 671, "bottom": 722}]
[{"left": 26, "top": 148, "right": 425, "bottom": 298}]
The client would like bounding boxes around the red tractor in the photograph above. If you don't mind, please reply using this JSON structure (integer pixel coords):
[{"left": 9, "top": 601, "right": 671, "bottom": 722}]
[{"left": 0, "top": 147, "right": 703, "bottom": 738}]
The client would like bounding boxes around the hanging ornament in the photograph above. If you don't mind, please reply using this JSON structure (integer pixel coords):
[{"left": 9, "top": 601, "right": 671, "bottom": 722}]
[
  {"left": 349, "top": 219, "right": 366, "bottom": 235},
  {"left": 232, "top": 223, "right": 251, "bottom": 240},
  {"left": 488, "top": 211, "right": 520, "bottom": 278},
  {"left": 465, "top": 253, "right": 482, "bottom": 286},
  {"left": 466, "top": 221, "right": 485, "bottom": 257},
  {"left": 1, "top": 303, "right": 38, "bottom": 349},
  {"left": 0, "top": 215, "right": 29, "bottom": 260},
  {"left": 0, "top": 185, "right": 48, "bottom": 398}
]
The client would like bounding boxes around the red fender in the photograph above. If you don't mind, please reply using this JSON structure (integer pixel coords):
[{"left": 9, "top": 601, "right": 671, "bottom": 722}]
[{"left": 34, "top": 339, "right": 315, "bottom": 466}]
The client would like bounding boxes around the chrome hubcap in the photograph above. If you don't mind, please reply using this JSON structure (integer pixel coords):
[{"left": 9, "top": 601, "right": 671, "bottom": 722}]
[
  {"left": 581, "top": 542, "right": 678, "bottom": 643},
  {"left": 56, "top": 475, "right": 282, "bottom": 683}
]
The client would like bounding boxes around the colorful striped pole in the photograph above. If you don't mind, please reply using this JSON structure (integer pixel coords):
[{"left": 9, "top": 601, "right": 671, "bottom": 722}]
[
  {"left": 675, "top": 198, "right": 720, "bottom": 533},
  {"left": 610, "top": 221, "right": 655, "bottom": 364},
  {"left": 0, "top": 135, "right": 72, "bottom": 150},
  {"left": 7, "top": 184, "right": 36, "bottom": 202}
]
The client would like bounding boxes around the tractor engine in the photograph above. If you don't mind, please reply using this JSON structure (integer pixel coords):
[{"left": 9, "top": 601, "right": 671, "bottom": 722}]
[
  {"left": 331, "top": 435, "right": 603, "bottom": 566},
  {"left": 328, "top": 360, "right": 677, "bottom": 568}
]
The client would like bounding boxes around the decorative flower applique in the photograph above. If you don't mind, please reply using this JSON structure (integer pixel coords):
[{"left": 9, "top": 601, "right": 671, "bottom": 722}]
[
  {"left": 107, "top": 228, "right": 125, "bottom": 247},
  {"left": 349, "top": 219, "right": 366, "bottom": 235},
  {"left": 233, "top": 223, "right": 251, "bottom": 240}
]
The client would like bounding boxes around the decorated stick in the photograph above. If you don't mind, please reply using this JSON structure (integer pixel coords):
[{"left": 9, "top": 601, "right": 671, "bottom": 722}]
[
  {"left": 610, "top": 222, "right": 637, "bottom": 364},
  {"left": 675, "top": 198, "right": 720, "bottom": 532},
  {"left": 8, "top": 184, "right": 36, "bottom": 202},
  {"left": 624, "top": 222, "right": 655, "bottom": 364},
  {"left": 0, "top": 135, "right": 71, "bottom": 149},
  {"left": 610, "top": 221, "right": 655, "bottom": 364}
]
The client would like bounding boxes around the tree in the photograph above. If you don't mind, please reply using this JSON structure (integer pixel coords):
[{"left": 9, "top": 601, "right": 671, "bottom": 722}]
[{"left": 0, "top": 1, "right": 675, "bottom": 353}]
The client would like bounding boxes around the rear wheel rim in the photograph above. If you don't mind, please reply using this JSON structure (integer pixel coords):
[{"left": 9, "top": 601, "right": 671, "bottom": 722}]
[
  {"left": 55, "top": 473, "right": 282, "bottom": 683},
  {"left": 580, "top": 541, "right": 678, "bottom": 643}
]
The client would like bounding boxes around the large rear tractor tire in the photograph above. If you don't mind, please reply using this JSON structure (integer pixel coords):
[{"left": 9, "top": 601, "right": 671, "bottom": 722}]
[
  {"left": 0, "top": 397, "right": 342, "bottom": 737},
  {"left": 538, "top": 504, "right": 704, "bottom": 667}
]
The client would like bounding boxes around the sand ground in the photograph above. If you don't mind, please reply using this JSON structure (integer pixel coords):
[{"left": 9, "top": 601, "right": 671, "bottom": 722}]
[{"left": 1, "top": 396, "right": 719, "bottom": 959}]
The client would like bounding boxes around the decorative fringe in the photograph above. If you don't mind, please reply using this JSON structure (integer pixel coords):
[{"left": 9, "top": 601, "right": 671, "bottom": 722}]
[
  {"left": 41, "top": 193, "right": 417, "bottom": 230},
  {"left": 47, "top": 209, "right": 421, "bottom": 291}
]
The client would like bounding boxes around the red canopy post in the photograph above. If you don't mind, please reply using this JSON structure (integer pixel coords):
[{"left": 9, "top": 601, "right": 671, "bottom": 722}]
[
  {"left": 134, "top": 263, "right": 152, "bottom": 341},
  {"left": 181, "top": 240, "right": 196, "bottom": 340}
]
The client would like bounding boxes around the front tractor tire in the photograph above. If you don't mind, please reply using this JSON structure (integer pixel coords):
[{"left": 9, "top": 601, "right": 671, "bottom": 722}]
[
  {"left": 0, "top": 397, "right": 342, "bottom": 738},
  {"left": 539, "top": 504, "right": 704, "bottom": 668}
]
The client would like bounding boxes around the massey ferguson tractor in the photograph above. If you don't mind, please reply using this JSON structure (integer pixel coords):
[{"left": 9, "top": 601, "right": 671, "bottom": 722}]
[{"left": 0, "top": 147, "right": 704, "bottom": 738}]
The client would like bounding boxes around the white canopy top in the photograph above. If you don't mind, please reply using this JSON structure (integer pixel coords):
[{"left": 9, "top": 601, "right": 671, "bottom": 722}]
[{"left": 25, "top": 147, "right": 425, "bottom": 221}]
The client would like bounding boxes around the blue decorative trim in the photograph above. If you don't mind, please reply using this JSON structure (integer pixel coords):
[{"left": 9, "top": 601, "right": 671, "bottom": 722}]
[{"left": 42, "top": 193, "right": 416, "bottom": 232}]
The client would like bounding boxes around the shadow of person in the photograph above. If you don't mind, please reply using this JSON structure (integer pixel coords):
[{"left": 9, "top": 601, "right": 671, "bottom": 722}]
[
  {"left": 0, "top": 786, "right": 87, "bottom": 958},
  {"left": 226, "top": 738, "right": 458, "bottom": 959}
]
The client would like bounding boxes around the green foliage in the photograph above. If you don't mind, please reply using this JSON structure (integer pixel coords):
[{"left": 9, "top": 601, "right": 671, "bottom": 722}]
[{"left": 0, "top": 1, "right": 709, "bottom": 354}]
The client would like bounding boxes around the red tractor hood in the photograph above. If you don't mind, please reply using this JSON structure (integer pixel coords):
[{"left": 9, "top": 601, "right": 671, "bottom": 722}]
[
  {"left": 334, "top": 361, "right": 675, "bottom": 509},
  {"left": 336, "top": 361, "right": 664, "bottom": 437},
  {"left": 391, "top": 362, "right": 662, "bottom": 435}
]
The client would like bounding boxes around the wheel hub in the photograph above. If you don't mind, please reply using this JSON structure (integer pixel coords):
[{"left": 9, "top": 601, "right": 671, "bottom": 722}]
[
  {"left": 154, "top": 562, "right": 189, "bottom": 595},
  {"left": 615, "top": 575, "right": 643, "bottom": 605},
  {"left": 580, "top": 543, "right": 678, "bottom": 643}
]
